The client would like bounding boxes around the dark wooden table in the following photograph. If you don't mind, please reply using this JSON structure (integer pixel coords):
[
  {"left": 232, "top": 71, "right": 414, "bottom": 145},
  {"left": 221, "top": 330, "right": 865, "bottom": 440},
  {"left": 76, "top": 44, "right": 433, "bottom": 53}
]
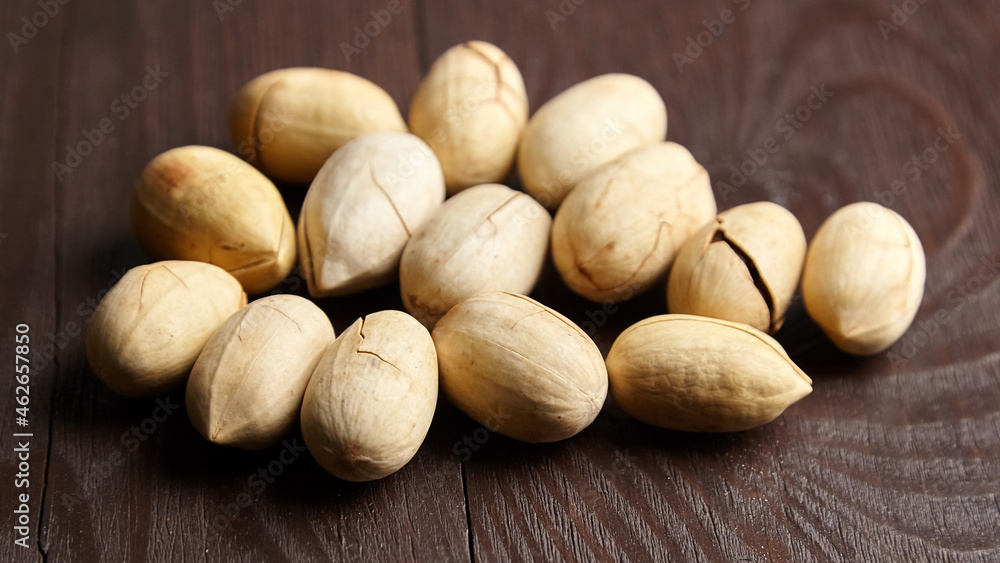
[{"left": 2, "top": 0, "right": 999, "bottom": 561}]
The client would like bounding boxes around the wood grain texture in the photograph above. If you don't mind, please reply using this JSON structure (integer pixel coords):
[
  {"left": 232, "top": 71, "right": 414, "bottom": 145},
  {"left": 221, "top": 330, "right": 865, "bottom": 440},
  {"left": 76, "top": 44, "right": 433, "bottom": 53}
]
[
  {"left": 0, "top": 3, "right": 61, "bottom": 562},
  {"left": 0, "top": 0, "right": 997, "bottom": 561},
  {"left": 420, "top": 0, "right": 1000, "bottom": 561},
  {"left": 16, "top": 1, "right": 466, "bottom": 562}
]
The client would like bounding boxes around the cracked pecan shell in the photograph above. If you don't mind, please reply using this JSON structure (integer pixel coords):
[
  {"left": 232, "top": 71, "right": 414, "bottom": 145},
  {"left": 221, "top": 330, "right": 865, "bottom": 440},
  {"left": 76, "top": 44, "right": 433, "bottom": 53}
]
[
  {"left": 186, "top": 294, "right": 334, "bottom": 450},
  {"left": 409, "top": 41, "right": 528, "bottom": 195},
  {"left": 130, "top": 145, "right": 296, "bottom": 295},
  {"left": 668, "top": 201, "right": 806, "bottom": 334},
  {"left": 551, "top": 142, "right": 716, "bottom": 303},
  {"left": 399, "top": 183, "right": 551, "bottom": 328},
  {"left": 301, "top": 310, "right": 437, "bottom": 482},
  {"left": 297, "top": 132, "right": 445, "bottom": 298},
  {"left": 85, "top": 261, "right": 247, "bottom": 397}
]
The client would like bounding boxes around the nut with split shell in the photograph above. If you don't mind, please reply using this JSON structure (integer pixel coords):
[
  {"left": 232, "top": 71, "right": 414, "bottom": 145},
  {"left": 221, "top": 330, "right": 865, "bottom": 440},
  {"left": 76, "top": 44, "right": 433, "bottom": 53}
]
[
  {"left": 606, "top": 314, "right": 812, "bottom": 432},
  {"left": 186, "top": 294, "right": 334, "bottom": 450},
  {"left": 85, "top": 261, "right": 247, "bottom": 397},
  {"left": 667, "top": 201, "right": 806, "bottom": 334},
  {"left": 802, "top": 201, "right": 925, "bottom": 355}
]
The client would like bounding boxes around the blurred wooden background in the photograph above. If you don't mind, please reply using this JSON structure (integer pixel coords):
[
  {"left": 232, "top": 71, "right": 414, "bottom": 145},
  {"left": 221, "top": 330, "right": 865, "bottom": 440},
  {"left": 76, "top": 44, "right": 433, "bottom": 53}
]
[{"left": 1, "top": 0, "right": 998, "bottom": 560}]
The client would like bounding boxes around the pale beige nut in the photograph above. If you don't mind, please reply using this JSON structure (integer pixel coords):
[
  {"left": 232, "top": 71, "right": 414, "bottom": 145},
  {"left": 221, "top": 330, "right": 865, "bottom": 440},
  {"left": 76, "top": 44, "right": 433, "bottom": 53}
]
[
  {"left": 85, "top": 261, "right": 247, "bottom": 397},
  {"left": 400, "top": 184, "right": 551, "bottom": 327},
  {"left": 410, "top": 41, "right": 528, "bottom": 194},
  {"left": 802, "top": 201, "right": 926, "bottom": 355},
  {"left": 130, "top": 145, "right": 296, "bottom": 295},
  {"left": 301, "top": 310, "right": 437, "bottom": 482},
  {"left": 186, "top": 295, "right": 334, "bottom": 450},
  {"left": 518, "top": 73, "right": 667, "bottom": 208},
  {"left": 552, "top": 142, "right": 716, "bottom": 303},
  {"left": 668, "top": 201, "right": 806, "bottom": 334},
  {"left": 432, "top": 291, "right": 608, "bottom": 443},
  {"left": 230, "top": 67, "right": 408, "bottom": 183},
  {"left": 606, "top": 314, "right": 812, "bottom": 432},
  {"left": 297, "top": 132, "right": 445, "bottom": 297}
]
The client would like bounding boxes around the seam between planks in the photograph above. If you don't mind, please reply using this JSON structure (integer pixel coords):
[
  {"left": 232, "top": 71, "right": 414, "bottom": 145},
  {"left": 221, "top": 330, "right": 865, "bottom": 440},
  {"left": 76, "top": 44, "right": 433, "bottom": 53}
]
[
  {"left": 37, "top": 8, "right": 68, "bottom": 562},
  {"left": 461, "top": 461, "right": 476, "bottom": 563}
]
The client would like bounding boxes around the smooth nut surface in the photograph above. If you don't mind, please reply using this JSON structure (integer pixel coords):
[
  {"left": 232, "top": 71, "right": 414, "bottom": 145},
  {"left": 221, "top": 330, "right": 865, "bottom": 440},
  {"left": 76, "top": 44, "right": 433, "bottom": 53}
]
[
  {"left": 301, "top": 310, "right": 438, "bottom": 482},
  {"left": 131, "top": 145, "right": 296, "bottom": 295},
  {"left": 186, "top": 295, "right": 334, "bottom": 450},
  {"left": 298, "top": 132, "right": 445, "bottom": 298},
  {"left": 400, "top": 184, "right": 551, "bottom": 327},
  {"left": 518, "top": 73, "right": 667, "bottom": 208},
  {"left": 230, "top": 67, "right": 408, "bottom": 183},
  {"left": 432, "top": 291, "right": 608, "bottom": 443},
  {"left": 552, "top": 142, "right": 716, "bottom": 303},
  {"left": 802, "top": 201, "right": 926, "bottom": 355},
  {"left": 85, "top": 261, "right": 247, "bottom": 397},
  {"left": 410, "top": 41, "right": 528, "bottom": 194},
  {"left": 606, "top": 314, "right": 812, "bottom": 432},
  {"left": 668, "top": 201, "right": 806, "bottom": 333}
]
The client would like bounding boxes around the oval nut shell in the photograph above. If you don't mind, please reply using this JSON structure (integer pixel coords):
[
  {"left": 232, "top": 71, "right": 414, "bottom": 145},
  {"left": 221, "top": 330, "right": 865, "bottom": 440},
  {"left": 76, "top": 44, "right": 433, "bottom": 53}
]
[
  {"left": 432, "top": 291, "right": 608, "bottom": 443},
  {"left": 606, "top": 314, "right": 812, "bottom": 432},
  {"left": 301, "top": 310, "right": 438, "bottom": 482},
  {"left": 668, "top": 201, "right": 806, "bottom": 334},
  {"left": 552, "top": 142, "right": 716, "bottom": 303},
  {"left": 230, "top": 67, "right": 408, "bottom": 183},
  {"left": 130, "top": 145, "right": 296, "bottom": 295},
  {"left": 518, "top": 73, "right": 667, "bottom": 208},
  {"left": 802, "top": 201, "right": 925, "bottom": 355},
  {"left": 298, "top": 132, "right": 446, "bottom": 297},
  {"left": 410, "top": 41, "right": 528, "bottom": 194},
  {"left": 85, "top": 261, "right": 247, "bottom": 397},
  {"left": 186, "top": 295, "right": 334, "bottom": 450},
  {"left": 399, "top": 184, "right": 551, "bottom": 327}
]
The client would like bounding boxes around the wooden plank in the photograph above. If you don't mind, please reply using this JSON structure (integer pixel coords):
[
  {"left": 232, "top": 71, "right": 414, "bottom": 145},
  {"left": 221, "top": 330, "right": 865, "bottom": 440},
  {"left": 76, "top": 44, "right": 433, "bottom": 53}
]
[
  {"left": 420, "top": 0, "right": 1000, "bottom": 561},
  {"left": 4, "top": 0, "right": 998, "bottom": 560},
  {"left": 0, "top": 1, "right": 62, "bottom": 560},
  {"left": 37, "top": 1, "right": 468, "bottom": 561}
]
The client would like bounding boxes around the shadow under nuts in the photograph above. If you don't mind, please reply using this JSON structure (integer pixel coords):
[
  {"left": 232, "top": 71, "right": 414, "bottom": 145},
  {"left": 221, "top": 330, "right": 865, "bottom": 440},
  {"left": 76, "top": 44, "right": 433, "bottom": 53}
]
[
  {"left": 298, "top": 132, "right": 445, "bottom": 297},
  {"left": 432, "top": 291, "right": 608, "bottom": 443},
  {"left": 606, "top": 314, "right": 812, "bottom": 432},
  {"left": 802, "top": 201, "right": 925, "bottom": 355},
  {"left": 85, "top": 261, "right": 247, "bottom": 397},
  {"left": 552, "top": 142, "right": 717, "bottom": 303},
  {"left": 410, "top": 41, "right": 528, "bottom": 195},
  {"left": 186, "top": 295, "right": 334, "bottom": 450},
  {"left": 301, "top": 310, "right": 437, "bottom": 482},
  {"left": 400, "top": 184, "right": 551, "bottom": 327},
  {"left": 518, "top": 73, "right": 667, "bottom": 208},
  {"left": 231, "top": 67, "right": 408, "bottom": 184},
  {"left": 668, "top": 201, "right": 806, "bottom": 334},
  {"left": 130, "top": 145, "right": 296, "bottom": 295}
]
